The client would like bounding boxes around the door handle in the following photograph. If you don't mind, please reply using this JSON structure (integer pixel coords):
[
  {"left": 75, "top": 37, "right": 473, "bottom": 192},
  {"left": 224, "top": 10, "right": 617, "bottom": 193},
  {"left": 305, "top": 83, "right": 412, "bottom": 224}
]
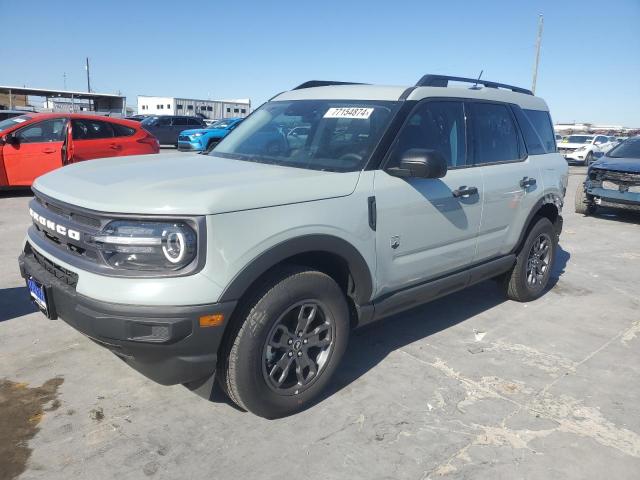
[
  {"left": 452, "top": 186, "right": 478, "bottom": 198},
  {"left": 520, "top": 176, "right": 537, "bottom": 188},
  {"left": 109, "top": 143, "right": 122, "bottom": 150},
  {"left": 41, "top": 147, "right": 56, "bottom": 154}
]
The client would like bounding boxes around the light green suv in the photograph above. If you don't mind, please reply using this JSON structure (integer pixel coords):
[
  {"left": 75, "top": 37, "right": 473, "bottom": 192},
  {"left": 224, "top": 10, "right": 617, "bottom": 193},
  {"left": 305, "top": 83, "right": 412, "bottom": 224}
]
[{"left": 19, "top": 74, "right": 568, "bottom": 418}]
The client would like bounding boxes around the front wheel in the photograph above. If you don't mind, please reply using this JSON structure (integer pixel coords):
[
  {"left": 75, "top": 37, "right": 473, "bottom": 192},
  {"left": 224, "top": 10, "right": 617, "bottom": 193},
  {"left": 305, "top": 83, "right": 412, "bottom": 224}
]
[
  {"left": 502, "top": 217, "right": 556, "bottom": 302},
  {"left": 584, "top": 152, "right": 593, "bottom": 166},
  {"left": 218, "top": 266, "right": 350, "bottom": 418},
  {"left": 575, "top": 183, "right": 597, "bottom": 215},
  {"left": 204, "top": 140, "right": 219, "bottom": 154}
]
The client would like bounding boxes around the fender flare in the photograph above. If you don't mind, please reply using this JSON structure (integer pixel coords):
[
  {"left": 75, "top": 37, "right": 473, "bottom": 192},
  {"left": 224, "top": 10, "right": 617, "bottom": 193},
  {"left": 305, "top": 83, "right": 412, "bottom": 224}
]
[
  {"left": 218, "top": 234, "right": 374, "bottom": 304},
  {"left": 512, "top": 192, "right": 563, "bottom": 254}
]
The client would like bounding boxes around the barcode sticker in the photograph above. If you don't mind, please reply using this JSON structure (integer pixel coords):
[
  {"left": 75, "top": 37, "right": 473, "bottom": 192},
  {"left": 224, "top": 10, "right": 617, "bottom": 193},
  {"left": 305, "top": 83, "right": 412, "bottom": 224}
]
[{"left": 323, "top": 107, "right": 374, "bottom": 119}]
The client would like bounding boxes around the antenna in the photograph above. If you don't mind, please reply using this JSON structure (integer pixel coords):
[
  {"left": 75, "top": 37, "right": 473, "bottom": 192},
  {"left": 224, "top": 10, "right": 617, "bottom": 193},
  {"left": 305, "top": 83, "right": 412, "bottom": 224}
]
[
  {"left": 471, "top": 70, "right": 484, "bottom": 90},
  {"left": 531, "top": 14, "right": 544, "bottom": 94},
  {"left": 85, "top": 57, "right": 91, "bottom": 93}
]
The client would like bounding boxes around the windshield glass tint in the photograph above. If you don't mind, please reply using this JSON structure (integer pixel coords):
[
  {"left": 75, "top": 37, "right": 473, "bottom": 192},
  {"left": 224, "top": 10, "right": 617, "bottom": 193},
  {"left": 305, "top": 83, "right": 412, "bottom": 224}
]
[
  {"left": 0, "top": 115, "right": 32, "bottom": 132},
  {"left": 607, "top": 137, "right": 640, "bottom": 158},
  {"left": 141, "top": 117, "right": 158, "bottom": 126},
  {"left": 566, "top": 135, "right": 593, "bottom": 144},
  {"left": 211, "top": 100, "right": 398, "bottom": 172}
]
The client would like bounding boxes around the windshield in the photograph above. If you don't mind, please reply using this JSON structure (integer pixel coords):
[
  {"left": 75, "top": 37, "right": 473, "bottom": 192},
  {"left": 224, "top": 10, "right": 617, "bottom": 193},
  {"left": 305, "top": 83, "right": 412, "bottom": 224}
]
[
  {"left": 0, "top": 115, "right": 32, "bottom": 132},
  {"left": 208, "top": 119, "right": 236, "bottom": 130},
  {"left": 141, "top": 116, "right": 159, "bottom": 126},
  {"left": 566, "top": 135, "right": 593, "bottom": 144},
  {"left": 607, "top": 137, "right": 640, "bottom": 158},
  {"left": 210, "top": 100, "right": 399, "bottom": 172}
]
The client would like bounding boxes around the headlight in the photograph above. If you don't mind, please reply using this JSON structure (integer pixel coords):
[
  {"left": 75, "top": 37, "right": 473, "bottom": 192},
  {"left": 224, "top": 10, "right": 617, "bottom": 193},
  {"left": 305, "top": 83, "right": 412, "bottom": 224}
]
[
  {"left": 191, "top": 132, "right": 205, "bottom": 138},
  {"left": 576, "top": 146, "right": 587, "bottom": 151},
  {"left": 92, "top": 220, "right": 197, "bottom": 271}
]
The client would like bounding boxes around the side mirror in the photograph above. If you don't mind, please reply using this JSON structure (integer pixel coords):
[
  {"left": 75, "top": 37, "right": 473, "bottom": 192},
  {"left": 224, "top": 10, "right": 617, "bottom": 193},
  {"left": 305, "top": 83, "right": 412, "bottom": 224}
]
[
  {"left": 2, "top": 133, "right": 18, "bottom": 146},
  {"left": 388, "top": 148, "right": 448, "bottom": 179}
]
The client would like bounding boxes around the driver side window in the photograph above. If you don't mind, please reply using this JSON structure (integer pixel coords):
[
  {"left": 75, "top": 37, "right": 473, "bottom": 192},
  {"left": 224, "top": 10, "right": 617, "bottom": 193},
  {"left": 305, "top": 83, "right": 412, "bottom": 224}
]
[
  {"left": 15, "top": 119, "right": 66, "bottom": 144},
  {"left": 392, "top": 101, "right": 467, "bottom": 168}
]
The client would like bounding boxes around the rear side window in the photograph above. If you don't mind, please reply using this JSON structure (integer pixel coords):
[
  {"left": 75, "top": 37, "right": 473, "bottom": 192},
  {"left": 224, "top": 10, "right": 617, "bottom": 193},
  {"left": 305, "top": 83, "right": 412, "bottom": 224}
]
[
  {"left": 72, "top": 119, "right": 114, "bottom": 140},
  {"left": 172, "top": 117, "right": 189, "bottom": 126},
  {"left": 187, "top": 118, "right": 202, "bottom": 126},
  {"left": 523, "top": 109, "right": 556, "bottom": 153},
  {"left": 469, "top": 103, "right": 520, "bottom": 164},
  {"left": 393, "top": 101, "right": 468, "bottom": 167},
  {"left": 512, "top": 107, "right": 546, "bottom": 155},
  {"left": 111, "top": 123, "right": 136, "bottom": 137}
]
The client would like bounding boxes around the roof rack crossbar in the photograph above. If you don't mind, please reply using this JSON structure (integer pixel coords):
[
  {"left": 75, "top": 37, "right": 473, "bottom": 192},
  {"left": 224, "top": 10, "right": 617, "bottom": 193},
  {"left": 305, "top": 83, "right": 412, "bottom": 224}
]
[
  {"left": 293, "top": 80, "right": 367, "bottom": 90},
  {"left": 415, "top": 74, "right": 533, "bottom": 95}
]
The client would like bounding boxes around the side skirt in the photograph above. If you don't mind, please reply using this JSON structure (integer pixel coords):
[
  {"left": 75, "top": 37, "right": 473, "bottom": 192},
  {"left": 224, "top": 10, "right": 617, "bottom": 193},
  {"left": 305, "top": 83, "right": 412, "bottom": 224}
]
[{"left": 356, "top": 255, "right": 515, "bottom": 327}]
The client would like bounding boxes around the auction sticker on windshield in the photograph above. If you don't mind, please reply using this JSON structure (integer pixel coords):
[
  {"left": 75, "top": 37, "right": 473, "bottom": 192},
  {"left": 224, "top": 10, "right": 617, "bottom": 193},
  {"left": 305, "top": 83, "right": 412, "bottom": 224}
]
[{"left": 323, "top": 107, "right": 374, "bottom": 119}]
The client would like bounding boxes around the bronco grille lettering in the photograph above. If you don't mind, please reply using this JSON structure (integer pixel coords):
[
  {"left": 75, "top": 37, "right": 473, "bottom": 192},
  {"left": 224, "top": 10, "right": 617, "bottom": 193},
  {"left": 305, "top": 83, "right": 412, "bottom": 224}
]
[{"left": 29, "top": 208, "right": 81, "bottom": 241}]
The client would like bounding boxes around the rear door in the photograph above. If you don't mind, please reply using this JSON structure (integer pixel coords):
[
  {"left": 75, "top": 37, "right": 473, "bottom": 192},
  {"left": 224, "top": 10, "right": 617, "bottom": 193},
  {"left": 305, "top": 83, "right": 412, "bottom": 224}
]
[
  {"left": 2, "top": 118, "right": 67, "bottom": 185},
  {"left": 468, "top": 102, "right": 540, "bottom": 261},
  {"left": 71, "top": 118, "right": 119, "bottom": 161},
  {"left": 171, "top": 117, "right": 191, "bottom": 144},
  {"left": 374, "top": 100, "right": 484, "bottom": 295},
  {"left": 109, "top": 122, "right": 139, "bottom": 155}
]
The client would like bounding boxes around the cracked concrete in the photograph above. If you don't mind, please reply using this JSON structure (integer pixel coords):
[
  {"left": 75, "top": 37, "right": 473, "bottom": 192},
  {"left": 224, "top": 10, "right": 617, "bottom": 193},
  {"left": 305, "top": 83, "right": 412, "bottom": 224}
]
[{"left": 1, "top": 167, "right": 639, "bottom": 479}]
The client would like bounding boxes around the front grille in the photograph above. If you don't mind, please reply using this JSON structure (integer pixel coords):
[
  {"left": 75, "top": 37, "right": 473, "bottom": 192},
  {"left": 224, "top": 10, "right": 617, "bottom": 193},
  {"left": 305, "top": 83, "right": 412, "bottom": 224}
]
[
  {"left": 178, "top": 135, "right": 190, "bottom": 142},
  {"left": 35, "top": 194, "right": 101, "bottom": 228},
  {"left": 590, "top": 169, "right": 640, "bottom": 186},
  {"left": 558, "top": 147, "right": 576, "bottom": 154},
  {"left": 31, "top": 193, "right": 103, "bottom": 264},
  {"left": 27, "top": 244, "right": 79, "bottom": 288}
]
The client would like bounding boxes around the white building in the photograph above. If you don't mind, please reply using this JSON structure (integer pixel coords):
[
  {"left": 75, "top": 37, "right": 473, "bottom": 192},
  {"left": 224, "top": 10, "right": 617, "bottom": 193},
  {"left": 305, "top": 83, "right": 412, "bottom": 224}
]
[{"left": 137, "top": 96, "right": 250, "bottom": 119}]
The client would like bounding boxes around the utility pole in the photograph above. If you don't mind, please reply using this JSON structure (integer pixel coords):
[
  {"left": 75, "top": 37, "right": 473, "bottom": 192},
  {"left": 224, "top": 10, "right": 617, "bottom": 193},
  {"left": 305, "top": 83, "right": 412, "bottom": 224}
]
[
  {"left": 531, "top": 14, "right": 544, "bottom": 94},
  {"left": 85, "top": 57, "right": 91, "bottom": 93}
]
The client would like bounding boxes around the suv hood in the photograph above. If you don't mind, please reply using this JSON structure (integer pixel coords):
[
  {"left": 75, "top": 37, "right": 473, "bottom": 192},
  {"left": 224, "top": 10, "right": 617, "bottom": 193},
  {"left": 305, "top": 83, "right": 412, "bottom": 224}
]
[
  {"left": 590, "top": 156, "right": 640, "bottom": 173},
  {"left": 33, "top": 153, "right": 361, "bottom": 215}
]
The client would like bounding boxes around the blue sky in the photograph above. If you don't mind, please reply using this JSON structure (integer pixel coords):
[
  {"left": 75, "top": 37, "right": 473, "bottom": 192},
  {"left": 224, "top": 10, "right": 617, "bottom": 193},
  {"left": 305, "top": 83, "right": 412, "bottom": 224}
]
[{"left": 1, "top": 0, "right": 639, "bottom": 125}]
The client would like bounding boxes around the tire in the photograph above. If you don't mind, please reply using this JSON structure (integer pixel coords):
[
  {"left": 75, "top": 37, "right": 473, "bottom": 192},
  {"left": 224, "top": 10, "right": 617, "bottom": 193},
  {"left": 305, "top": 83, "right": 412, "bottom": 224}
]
[
  {"left": 574, "top": 183, "right": 597, "bottom": 215},
  {"left": 584, "top": 152, "right": 593, "bottom": 166},
  {"left": 218, "top": 266, "right": 350, "bottom": 418},
  {"left": 204, "top": 140, "right": 219, "bottom": 154},
  {"left": 502, "top": 217, "right": 556, "bottom": 302}
]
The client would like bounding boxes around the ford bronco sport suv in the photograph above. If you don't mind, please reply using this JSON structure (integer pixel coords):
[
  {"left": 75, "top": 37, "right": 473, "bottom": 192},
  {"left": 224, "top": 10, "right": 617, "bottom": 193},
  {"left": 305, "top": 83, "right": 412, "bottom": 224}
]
[{"left": 19, "top": 74, "right": 568, "bottom": 418}]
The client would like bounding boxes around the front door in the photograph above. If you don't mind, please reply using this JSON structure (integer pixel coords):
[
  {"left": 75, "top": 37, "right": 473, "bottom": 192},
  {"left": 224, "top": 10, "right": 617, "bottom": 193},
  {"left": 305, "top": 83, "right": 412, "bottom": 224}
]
[
  {"left": 374, "top": 100, "right": 483, "bottom": 296},
  {"left": 2, "top": 118, "right": 67, "bottom": 186}
]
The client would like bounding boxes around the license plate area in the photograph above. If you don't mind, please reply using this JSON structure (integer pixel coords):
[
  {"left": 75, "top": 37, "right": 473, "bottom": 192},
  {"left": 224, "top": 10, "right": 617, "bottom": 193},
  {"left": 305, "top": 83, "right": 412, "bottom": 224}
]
[{"left": 27, "top": 276, "right": 57, "bottom": 319}]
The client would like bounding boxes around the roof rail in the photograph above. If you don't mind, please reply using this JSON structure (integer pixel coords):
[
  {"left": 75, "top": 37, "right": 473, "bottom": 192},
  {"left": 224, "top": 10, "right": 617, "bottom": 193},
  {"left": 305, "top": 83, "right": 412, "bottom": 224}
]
[
  {"left": 293, "top": 80, "right": 366, "bottom": 90},
  {"left": 415, "top": 74, "right": 533, "bottom": 96}
]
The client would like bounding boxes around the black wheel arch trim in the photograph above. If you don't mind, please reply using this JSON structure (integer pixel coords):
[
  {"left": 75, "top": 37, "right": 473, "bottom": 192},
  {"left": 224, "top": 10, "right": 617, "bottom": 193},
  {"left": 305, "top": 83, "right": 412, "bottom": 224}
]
[
  {"left": 512, "top": 193, "right": 563, "bottom": 254},
  {"left": 218, "top": 234, "right": 374, "bottom": 304}
]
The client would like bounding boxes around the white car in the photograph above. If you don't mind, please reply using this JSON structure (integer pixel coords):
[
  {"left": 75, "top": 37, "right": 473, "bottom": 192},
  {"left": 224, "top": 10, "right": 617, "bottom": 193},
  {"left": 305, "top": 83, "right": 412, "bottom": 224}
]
[{"left": 557, "top": 134, "right": 615, "bottom": 165}]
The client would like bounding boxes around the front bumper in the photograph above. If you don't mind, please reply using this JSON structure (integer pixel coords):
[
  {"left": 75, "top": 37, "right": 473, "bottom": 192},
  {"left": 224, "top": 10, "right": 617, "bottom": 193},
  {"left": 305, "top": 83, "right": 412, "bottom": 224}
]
[
  {"left": 177, "top": 140, "right": 203, "bottom": 151},
  {"left": 19, "top": 244, "right": 236, "bottom": 386},
  {"left": 587, "top": 186, "right": 640, "bottom": 210}
]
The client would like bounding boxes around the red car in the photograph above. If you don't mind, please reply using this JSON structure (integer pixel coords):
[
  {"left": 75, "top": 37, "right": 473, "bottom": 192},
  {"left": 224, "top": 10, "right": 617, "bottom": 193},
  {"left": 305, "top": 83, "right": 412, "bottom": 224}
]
[{"left": 0, "top": 113, "right": 159, "bottom": 187}]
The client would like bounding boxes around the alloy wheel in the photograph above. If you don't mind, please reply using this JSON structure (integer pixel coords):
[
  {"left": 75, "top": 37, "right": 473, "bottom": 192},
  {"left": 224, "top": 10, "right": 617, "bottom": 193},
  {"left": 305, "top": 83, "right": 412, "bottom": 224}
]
[{"left": 262, "top": 301, "right": 334, "bottom": 395}]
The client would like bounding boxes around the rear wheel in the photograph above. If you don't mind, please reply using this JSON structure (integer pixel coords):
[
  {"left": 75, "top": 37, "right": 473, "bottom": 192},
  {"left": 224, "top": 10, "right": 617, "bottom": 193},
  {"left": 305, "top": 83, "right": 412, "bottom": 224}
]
[
  {"left": 575, "top": 183, "right": 597, "bottom": 215},
  {"left": 218, "top": 266, "right": 350, "bottom": 418},
  {"left": 503, "top": 217, "right": 556, "bottom": 302}
]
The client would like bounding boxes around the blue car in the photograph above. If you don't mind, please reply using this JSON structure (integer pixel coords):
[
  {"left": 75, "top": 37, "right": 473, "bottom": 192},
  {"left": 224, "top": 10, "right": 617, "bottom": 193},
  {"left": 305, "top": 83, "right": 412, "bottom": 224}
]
[{"left": 177, "top": 118, "right": 243, "bottom": 153}]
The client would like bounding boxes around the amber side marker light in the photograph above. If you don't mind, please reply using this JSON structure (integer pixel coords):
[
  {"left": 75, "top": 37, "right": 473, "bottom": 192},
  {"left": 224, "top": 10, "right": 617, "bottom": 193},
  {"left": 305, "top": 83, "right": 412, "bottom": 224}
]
[{"left": 199, "top": 314, "right": 224, "bottom": 327}]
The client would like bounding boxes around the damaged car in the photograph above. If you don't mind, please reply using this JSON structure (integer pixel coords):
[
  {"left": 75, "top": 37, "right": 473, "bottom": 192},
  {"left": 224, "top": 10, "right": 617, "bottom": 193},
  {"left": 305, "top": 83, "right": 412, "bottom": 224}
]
[{"left": 575, "top": 136, "right": 640, "bottom": 215}]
